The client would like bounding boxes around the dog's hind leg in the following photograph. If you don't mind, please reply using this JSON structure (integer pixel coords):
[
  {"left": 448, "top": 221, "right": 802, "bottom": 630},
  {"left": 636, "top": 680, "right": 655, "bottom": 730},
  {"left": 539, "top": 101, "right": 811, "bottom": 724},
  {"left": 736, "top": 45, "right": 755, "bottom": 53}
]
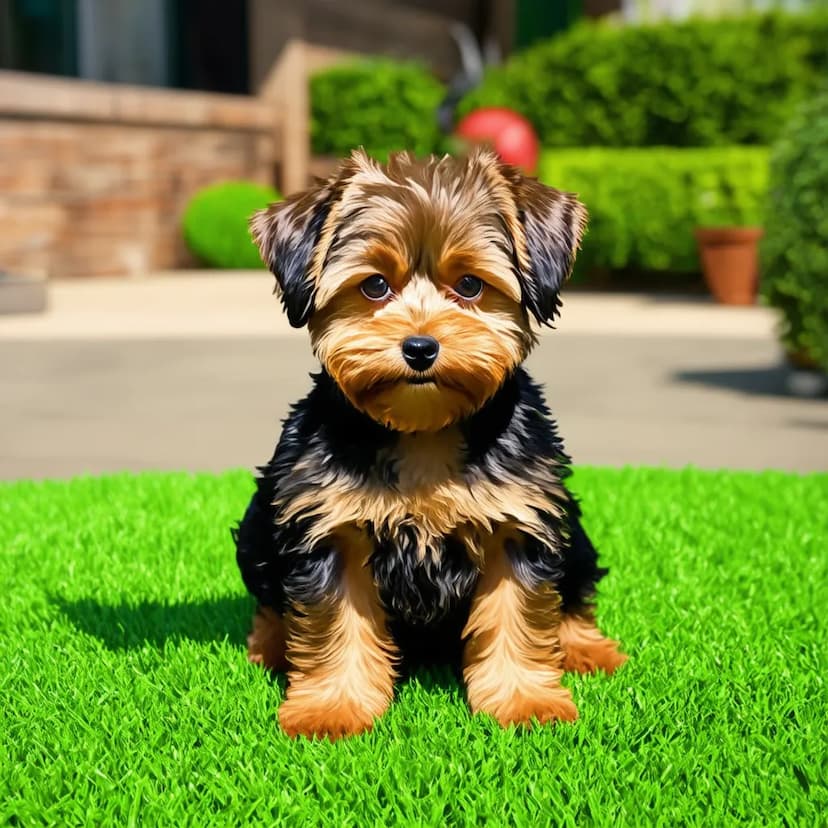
[
  {"left": 235, "top": 487, "right": 289, "bottom": 672},
  {"left": 247, "top": 606, "right": 288, "bottom": 672},
  {"left": 558, "top": 607, "right": 627, "bottom": 675},
  {"left": 556, "top": 506, "right": 627, "bottom": 675}
]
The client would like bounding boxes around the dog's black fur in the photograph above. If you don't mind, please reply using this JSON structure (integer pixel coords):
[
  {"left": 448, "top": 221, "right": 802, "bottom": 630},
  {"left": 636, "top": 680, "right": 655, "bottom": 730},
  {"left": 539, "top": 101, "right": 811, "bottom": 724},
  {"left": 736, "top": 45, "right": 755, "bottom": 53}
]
[{"left": 234, "top": 367, "right": 605, "bottom": 669}]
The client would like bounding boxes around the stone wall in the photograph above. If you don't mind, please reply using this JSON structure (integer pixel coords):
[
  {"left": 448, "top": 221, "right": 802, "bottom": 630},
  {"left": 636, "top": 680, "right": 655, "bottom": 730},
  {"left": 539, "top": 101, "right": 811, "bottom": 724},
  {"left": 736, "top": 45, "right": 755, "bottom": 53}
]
[{"left": 0, "top": 72, "right": 278, "bottom": 279}]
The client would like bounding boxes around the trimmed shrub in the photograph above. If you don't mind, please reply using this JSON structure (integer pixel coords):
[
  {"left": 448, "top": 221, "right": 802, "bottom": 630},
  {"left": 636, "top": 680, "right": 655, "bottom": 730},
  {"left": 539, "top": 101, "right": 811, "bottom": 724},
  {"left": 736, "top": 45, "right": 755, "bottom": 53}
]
[
  {"left": 539, "top": 147, "right": 769, "bottom": 274},
  {"left": 761, "top": 94, "right": 828, "bottom": 370},
  {"left": 182, "top": 181, "right": 281, "bottom": 269},
  {"left": 460, "top": 13, "right": 828, "bottom": 148},
  {"left": 310, "top": 59, "right": 445, "bottom": 159}
]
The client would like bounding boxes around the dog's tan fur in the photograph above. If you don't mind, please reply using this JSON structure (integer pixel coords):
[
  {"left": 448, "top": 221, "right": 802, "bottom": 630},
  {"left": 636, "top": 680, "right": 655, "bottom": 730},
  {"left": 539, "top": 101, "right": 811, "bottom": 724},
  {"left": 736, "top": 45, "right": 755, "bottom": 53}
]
[
  {"left": 279, "top": 528, "right": 399, "bottom": 740},
  {"left": 245, "top": 148, "right": 624, "bottom": 740}
]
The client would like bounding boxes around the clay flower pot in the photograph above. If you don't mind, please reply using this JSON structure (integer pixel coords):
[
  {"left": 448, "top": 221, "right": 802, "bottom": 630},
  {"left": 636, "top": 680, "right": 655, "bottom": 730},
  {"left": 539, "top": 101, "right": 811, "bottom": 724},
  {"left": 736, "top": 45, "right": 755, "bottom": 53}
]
[{"left": 694, "top": 227, "right": 763, "bottom": 305}]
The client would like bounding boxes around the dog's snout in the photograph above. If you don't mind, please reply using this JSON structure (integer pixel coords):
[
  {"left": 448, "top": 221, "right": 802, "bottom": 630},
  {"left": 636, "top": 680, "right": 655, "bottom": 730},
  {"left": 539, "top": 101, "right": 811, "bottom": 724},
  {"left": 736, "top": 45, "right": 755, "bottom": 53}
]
[{"left": 401, "top": 336, "right": 439, "bottom": 372}]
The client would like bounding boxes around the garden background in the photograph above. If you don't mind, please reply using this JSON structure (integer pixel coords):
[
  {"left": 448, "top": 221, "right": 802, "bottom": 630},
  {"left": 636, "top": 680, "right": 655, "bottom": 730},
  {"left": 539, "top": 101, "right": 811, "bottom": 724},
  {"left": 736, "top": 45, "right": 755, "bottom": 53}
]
[{"left": 1, "top": 1, "right": 826, "bottom": 824}]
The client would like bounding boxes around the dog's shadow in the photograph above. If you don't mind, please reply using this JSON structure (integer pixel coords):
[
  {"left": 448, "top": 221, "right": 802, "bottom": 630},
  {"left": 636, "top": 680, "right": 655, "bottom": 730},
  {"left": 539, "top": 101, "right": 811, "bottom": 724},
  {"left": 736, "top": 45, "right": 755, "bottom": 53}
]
[
  {"left": 53, "top": 593, "right": 254, "bottom": 652},
  {"left": 53, "top": 594, "right": 463, "bottom": 694}
]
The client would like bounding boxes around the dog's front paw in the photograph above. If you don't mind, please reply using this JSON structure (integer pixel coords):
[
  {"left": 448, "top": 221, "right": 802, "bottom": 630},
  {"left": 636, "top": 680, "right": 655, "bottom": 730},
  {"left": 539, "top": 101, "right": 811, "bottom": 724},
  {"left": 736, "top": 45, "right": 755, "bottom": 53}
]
[
  {"left": 470, "top": 686, "right": 579, "bottom": 729},
  {"left": 278, "top": 698, "right": 378, "bottom": 741}
]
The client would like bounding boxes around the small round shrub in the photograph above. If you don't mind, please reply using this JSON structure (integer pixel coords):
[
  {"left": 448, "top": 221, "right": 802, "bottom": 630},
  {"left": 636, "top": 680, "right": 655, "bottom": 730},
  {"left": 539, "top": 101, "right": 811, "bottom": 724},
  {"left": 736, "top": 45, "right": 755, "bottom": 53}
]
[
  {"left": 311, "top": 59, "right": 445, "bottom": 158},
  {"left": 182, "top": 181, "right": 281, "bottom": 269},
  {"left": 761, "top": 92, "right": 828, "bottom": 370}
]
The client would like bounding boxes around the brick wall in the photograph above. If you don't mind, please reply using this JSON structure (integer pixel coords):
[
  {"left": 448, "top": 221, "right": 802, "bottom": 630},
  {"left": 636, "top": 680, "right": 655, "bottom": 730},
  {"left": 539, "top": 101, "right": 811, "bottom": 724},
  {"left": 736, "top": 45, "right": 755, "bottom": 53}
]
[{"left": 0, "top": 72, "right": 279, "bottom": 279}]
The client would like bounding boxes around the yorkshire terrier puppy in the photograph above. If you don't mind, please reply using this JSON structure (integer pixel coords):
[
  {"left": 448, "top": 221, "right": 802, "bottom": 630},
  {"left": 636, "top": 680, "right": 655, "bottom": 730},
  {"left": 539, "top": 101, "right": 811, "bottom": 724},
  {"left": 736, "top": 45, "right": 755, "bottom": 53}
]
[{"left": 234, "top": 147, "right": 626, "bottom": 740}]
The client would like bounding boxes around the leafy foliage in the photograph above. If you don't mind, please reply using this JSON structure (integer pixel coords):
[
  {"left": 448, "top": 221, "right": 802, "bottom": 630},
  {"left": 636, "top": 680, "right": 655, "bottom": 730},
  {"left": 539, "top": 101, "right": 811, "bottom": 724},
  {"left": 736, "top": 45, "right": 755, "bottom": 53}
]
[
  {"left": 182, "top": 181, "right": 281, "bottom": 269},
  {"left": 540, "top": 147, "right": 768, "bottom": 273},
  {"left": 310, "top": 59, "right": 445, "bottom": 158},
  {"left": 761, "top": 92, "right": 828, "bottom": 369},
  {"left": 460, "top": 13, "right": 828, "bottom": 148}
]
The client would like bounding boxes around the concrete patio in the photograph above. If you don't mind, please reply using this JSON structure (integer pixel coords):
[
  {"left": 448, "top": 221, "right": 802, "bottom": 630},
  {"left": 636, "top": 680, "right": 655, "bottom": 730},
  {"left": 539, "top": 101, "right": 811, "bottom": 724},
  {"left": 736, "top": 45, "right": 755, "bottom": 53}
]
[{"left": 1, "top": 272, "right": 825, "bottom": 479}]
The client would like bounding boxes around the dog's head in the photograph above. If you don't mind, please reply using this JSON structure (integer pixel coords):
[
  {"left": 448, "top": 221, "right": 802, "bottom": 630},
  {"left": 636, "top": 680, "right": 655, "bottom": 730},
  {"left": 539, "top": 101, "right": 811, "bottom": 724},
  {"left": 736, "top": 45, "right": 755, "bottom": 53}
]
[{"left": 251, "top": 148, "right": 586, "bottom": 433}]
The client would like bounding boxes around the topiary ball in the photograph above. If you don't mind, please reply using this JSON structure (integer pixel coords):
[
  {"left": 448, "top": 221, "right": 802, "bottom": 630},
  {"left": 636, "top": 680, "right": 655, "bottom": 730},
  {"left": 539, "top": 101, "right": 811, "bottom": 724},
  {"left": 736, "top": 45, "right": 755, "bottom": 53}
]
[
  {"left": 182, "top": 181, "right": 281, "bottom": 269},
  {"left": 761, "top": 92, "right": 828, "bottom": 371}
]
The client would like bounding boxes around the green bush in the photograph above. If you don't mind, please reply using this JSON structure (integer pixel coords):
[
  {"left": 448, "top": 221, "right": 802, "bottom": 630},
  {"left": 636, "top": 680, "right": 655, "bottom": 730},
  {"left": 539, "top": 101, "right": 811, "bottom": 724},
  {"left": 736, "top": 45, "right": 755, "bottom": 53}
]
[
  {"left": 460, "top": 12, "right": 828, "bottom": 148},
  {"left": 310, "top": 59, "right": 445, "bottom": 158},
  {"left": 761, "top": 94, "right": 828, "bottom": 370},
  {"left": 539, "top": 147, "right": 769, "bottom": 273},
  {"left": 182, "top": 181, "right": 281, "bottom": 269}
]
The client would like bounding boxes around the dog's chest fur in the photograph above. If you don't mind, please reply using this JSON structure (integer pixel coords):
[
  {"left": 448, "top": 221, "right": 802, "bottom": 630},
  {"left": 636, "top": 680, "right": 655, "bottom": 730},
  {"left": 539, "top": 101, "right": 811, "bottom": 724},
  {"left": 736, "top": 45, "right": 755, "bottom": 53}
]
[
  {"left": 255, "top": 370, "right": 572, "bottom": 627},
  {"left": 368, "top": 430, "right": 479, "bottom": 625}
]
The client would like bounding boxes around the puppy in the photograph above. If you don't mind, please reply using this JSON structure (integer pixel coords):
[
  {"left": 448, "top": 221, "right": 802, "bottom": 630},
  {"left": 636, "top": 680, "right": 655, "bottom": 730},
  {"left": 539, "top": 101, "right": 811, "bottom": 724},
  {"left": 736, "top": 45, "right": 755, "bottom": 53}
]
[{"left": 234, "top": 147, "right": 626, "bottom": 740}]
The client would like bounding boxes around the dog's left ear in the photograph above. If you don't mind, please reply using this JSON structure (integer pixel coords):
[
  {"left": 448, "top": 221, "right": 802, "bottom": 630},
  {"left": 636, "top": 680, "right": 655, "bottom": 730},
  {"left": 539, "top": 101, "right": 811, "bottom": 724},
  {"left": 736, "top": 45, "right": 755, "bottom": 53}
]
[
  {"left": 509, "top": 175, "right": 588, "bottom": 325},
  {"left": 249, "top": 183, "right": 338, "bottom": 327}
]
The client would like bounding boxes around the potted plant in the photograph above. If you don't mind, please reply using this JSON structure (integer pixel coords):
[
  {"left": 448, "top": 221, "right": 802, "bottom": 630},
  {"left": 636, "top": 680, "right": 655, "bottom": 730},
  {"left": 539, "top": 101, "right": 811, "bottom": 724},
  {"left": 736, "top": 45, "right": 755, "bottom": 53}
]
[
  {"left": 761, "top": 93, "right": 828, "bottom": 397},
  {"left": 695, "top": 226, "right": 763, "bottom": 305},
  {"left": 693, "top": 164, "right": 766, "bottom": 306}
]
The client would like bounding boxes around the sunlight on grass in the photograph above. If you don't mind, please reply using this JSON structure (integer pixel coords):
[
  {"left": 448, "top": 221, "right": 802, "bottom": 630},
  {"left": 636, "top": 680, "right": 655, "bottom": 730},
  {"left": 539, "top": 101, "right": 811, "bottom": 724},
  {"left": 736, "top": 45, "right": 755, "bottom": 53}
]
[{"left": 1, "top": 468, "right": 826, "bottom": 825}]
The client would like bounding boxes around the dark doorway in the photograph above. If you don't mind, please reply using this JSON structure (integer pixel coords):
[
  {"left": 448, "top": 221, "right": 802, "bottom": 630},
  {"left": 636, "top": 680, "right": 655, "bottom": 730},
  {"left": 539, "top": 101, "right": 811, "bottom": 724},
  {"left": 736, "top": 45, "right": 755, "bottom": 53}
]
[
  {"left": 168, "top": 0, "right": 250, "bottom": 94},
  {"left": 0, "top": 0, "right": 79, "bottom": 76}
]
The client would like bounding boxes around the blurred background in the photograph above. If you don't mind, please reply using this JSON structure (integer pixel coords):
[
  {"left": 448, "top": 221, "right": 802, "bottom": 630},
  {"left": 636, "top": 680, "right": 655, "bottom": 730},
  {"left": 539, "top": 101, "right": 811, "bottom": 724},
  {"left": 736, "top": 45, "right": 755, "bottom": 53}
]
[{"left": 1, "top": 0, "right": 826, "bottom": 478}]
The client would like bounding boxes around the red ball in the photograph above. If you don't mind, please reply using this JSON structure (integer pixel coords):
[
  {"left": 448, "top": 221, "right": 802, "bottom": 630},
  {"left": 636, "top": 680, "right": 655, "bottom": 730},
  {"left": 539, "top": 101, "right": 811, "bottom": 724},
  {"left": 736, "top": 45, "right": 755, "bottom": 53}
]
[{"left": 454, "top": 107, "right": 540, "bottom": 175}]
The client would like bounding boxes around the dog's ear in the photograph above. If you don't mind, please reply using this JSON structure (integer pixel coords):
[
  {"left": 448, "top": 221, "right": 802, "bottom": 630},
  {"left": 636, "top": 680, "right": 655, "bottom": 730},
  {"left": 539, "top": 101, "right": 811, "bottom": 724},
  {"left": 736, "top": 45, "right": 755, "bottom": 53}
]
[
  {"left": 509, "top": 174, "right": 588, "bottom": 325},
  {"left": 250, "top": 182, "right": 338, "bottom": 328}
]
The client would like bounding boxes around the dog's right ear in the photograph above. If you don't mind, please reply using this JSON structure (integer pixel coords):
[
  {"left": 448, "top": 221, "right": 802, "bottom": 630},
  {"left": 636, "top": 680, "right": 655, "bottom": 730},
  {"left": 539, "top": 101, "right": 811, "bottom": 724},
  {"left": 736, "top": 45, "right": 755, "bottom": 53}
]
[{"left": 250, "top": 183, "right": 338, "bottom": 328}]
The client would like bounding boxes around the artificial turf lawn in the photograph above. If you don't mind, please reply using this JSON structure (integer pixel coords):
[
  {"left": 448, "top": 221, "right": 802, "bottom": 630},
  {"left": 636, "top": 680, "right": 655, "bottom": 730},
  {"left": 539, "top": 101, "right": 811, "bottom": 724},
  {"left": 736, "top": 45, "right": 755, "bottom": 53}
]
[{"left": 1, "top": 468, "right": 826, "bottom": 826}]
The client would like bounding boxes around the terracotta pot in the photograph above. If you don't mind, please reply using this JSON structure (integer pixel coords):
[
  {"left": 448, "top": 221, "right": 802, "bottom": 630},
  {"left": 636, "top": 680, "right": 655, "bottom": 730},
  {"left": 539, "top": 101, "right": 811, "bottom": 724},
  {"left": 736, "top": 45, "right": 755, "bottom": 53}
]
[{"left": 694, "top": 226, "right": 763, "bottom": 305}]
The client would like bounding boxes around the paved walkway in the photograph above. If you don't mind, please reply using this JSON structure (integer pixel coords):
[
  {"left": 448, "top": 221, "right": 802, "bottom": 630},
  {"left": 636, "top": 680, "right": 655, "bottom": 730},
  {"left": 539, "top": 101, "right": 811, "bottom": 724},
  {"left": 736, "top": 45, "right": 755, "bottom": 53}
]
[{"left": 1, "top": 272, "right": 825, "bottom": 479}]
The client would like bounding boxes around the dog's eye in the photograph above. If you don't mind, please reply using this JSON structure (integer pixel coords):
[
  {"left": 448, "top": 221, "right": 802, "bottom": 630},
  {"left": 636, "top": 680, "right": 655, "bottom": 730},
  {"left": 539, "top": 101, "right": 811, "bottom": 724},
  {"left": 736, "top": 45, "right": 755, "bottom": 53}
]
[
  {"left": 454, "top": 275, "right": 484, "bottom": 300},
  {"left": 360, "top": 274, "right": 391, "bottom": 301}
]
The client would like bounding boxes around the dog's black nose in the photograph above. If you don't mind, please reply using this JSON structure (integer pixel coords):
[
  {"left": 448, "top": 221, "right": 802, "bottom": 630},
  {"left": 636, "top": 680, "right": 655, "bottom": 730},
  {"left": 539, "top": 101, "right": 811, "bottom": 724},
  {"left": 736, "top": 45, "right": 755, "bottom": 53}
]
[{"left": 402, "top": 336, "right": 440, "bottom": 372}]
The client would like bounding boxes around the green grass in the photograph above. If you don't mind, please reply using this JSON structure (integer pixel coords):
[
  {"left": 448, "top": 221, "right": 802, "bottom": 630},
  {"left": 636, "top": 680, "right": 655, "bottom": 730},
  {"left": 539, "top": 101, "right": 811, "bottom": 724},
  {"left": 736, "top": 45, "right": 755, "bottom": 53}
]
[{"left": 1, "top": 468, "right": 826, "bottom": 826}]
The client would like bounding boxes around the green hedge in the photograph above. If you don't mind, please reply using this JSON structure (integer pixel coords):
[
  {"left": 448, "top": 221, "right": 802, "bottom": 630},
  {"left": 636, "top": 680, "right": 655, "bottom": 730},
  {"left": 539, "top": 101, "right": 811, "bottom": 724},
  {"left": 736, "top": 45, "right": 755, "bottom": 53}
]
[
  {"left": 761, "top": 94, "right": 828, "bottom": 370},
  {"left": 460, "top": 13, "right": 828, "bottom": 148},
  {"left": 539, "top": 147, "right": 769, "bottom": 274},
  {"left": 310, "top": 59, "right": 445, "bottom": 159},
  {"left": 182, "top": 181, "right": 281, "bottom": 269}
]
